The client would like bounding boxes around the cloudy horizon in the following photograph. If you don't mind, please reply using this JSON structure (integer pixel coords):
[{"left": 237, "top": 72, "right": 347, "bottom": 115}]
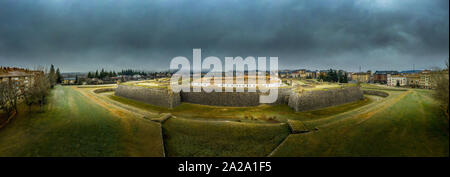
[{"left": 0, "top": 0, "right": 448, "bottom": 73}]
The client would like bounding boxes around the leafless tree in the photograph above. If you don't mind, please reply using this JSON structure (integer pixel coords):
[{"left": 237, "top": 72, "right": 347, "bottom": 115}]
[
  {"left": 432, "top": 61, "right": 449, "bottom": 117},
  {"left": 33, "top": 73, "right": 51, "bottom": 112},
  {"left": 10, "top": 81, "right": 21, "bottom": 112},
  {"left": 0, "top": 82, "right": 12, "bottom": 116},
  {"left": 22, "top": 84, "right": 36, "bottom": 112},
  {"left": 0, "top": 66, "right": 52, "bottom": 116},
  {"left": 0, "top": 80, "right": 20, "bottom": 116}
]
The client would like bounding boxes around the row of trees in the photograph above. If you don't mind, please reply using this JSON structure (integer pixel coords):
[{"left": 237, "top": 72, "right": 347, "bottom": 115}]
[
  {"left": 118, "top": 69, "right": 148, "bottom": 76},
  {"left": 87, "top": 69, "right": 118, "bottom": 79},
  {"left": 86, "top": 69, "right": 153, "bottom": 80},
  {"left": 317, "top": 69, "right": 348, "bottom": 83}
]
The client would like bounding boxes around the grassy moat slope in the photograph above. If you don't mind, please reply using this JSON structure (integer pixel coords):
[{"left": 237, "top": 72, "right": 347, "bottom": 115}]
[
  {"left": 162, "top": 118, "right": 290, "bottom": 157},
  {"left": 271, "top": 89, "right": 449, "bottom": 157},
  {"left": 0, "top": 86, "right": 164, "bottom": 157}
]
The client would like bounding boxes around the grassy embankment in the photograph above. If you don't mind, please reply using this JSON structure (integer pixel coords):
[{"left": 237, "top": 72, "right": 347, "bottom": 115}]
[
  {"left": 94, "top": 88, "right": 296, "bottom": 157},
  {"left": 271, "top": 89, "right": 449, "bottom": 157},
  {"left": 162, "top": 117, "right": 290, "bottom": 157},
  {"left": 97, "top": 83, "right": 448, "bottom": 157},
  {"left": 0, "top": 86, "right": 164, "bottom": 157}
]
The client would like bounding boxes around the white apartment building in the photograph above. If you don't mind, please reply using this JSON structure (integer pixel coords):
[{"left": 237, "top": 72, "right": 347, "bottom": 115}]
[{"left": 387, "top": 74, "right": 407, "bottom": 87}]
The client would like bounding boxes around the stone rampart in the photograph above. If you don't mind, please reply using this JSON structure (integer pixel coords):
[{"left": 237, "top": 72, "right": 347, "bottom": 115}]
[
  {"left": 114, "top": 84, "right": 363, "bottom": 112},
  {"left": 288, "top": 86, "right": 364, "bottom": 112},
  {"left": 115, "top": 85, "right": 180, "bottom": 108}
]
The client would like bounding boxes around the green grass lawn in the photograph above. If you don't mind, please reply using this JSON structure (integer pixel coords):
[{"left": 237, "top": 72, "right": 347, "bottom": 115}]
[
  {"left": 162, "top": 117, "right": 290, "bottom": 157},
  {"left": 0, "top": 86, "right": 164, "bottom": 157},
  {"left": 271, "top": 89, "right": 449, "bottom": 157}
]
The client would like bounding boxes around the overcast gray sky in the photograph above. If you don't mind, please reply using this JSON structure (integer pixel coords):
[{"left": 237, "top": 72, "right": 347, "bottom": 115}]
[{"left": 0, "top": 0, "right": 448, "bottom": 72}]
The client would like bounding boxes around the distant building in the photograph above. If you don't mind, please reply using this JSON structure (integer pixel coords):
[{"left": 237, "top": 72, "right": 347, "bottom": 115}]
[
  {"left": 305, "top": 70, "right": 316, "bottom": 79},
  {"left": 298, "top": 69, "right": 307, "bottom": 79},
  {"left": 291, "top": 71, "right": 301, "bottom": 78},
  {"left": 419, "top": 70, "right": 433, "bottom": 89},
  {"left": 351, "top": 72, "right": 370, "bottom": 83},
  {"left": 63, "top": 77, "right": 76, "bottom": 85},
  {"left": 387, "top": 74, "right": 407, "bottom": 87},
  {"left": 373, "top": 71, "right": 399, "bottom": 84},
  {"left": 0, "top": 67, "right": 42, "bottom": 93},
  {"left": 279, "top": 70, "right": 289, "bottom": 78},
  {"left": 132, "top": 74, "right": 142, "bottom": 80},
  {"left": 392, "top": 70, "right": 423, "bottom": 88},
  {"left": 399, "top": 70, "right": 423, "bottom": 75},
  {"left": 87, "top": 78, "right": 104, "bottom": 85},
  {"left": 405, "top": 74, "right": 421, "bottom": 88},
  {"left": 111, "top": 76, "right": 121, "bottom": 80}
]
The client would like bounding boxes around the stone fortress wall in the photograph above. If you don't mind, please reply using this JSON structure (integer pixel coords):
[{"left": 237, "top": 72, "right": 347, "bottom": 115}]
[
  {"left": 115, "top": 85, "right": 180, "bottom": 108},
  {"left": 180, "top": 87, "right": 292, "bottom": 107},
  {"left": 287, "top": 86, "right": 364, "bottom": 112},
  {"left": 362, "top": 90, "right": 389, "bottom": 97},
  {"left": 114, "top": 84, "right": 364, "bottom": 112},
  {"left": 93, "top": 88, "right": 116, "bottom": 93}
]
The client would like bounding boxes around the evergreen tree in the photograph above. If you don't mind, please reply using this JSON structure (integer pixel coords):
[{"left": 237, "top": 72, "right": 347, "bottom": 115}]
[
  {"left": 49, "top": 64, "right": 56, "bottom": 88},
  {"left": 56, "top": 68, "right": 63, "bottom": 84},
  {"left": 337, "top": 71, "right": 347, "bottom": 83},
  {"left": 341, "top": 74, "right": 348, "bottom": 83},
  {"left": 325, "top": 69, "right": 338, "bottom": 82},
  {"left": 95, "top": 70, "right": 99, "bottom": 78},
  {"left": 100, "top": 68, "right": 106, "bottom": 79}
]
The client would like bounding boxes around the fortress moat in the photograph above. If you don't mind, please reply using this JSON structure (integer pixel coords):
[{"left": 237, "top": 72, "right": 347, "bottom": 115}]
[{"left": 114, "top": 77, "right": 364, "bottom": 111}]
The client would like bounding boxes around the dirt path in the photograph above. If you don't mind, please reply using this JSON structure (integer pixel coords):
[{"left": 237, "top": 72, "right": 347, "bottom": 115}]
[
  {"left": 353, "top": 90, "right": 411, "bottom": 125},
  {"left": 98, "top": 92, "right": 161, "bottom": 118},
  {"left": 73, "top": 87, "right": 158, "bottom": 121},
  {"left": 314, "top": 91, "right": 411, "bottom": 154},
  {"left": 309, "top": 91, "right": 411, "bottom": 128}
]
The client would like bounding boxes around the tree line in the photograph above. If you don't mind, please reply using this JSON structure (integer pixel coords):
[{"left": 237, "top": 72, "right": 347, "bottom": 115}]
[
  {"left": 87, "top": 69, "right": 118, "bottom": 79},
  {"left": 317, "top": 69, "right": 348, "bottom": 83},
  {"left": 118, "top": 69, "right": 148, "bottom": 76},
  {"left": 86, "top": 69, "right": 151, "bottom": 79}
]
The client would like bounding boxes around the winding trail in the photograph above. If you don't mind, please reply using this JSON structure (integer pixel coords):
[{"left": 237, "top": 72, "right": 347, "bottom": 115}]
[
  {"left": 74, "top": 87, "right": 159, "bottom": 120},
  {"left": 321, "top": 90, "right": 411, "bottom": 128}
]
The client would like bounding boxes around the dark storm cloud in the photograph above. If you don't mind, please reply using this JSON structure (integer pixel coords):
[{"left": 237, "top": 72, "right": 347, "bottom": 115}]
[{"left": 0, "top": 0, "right": 448, "bottom": 72}]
